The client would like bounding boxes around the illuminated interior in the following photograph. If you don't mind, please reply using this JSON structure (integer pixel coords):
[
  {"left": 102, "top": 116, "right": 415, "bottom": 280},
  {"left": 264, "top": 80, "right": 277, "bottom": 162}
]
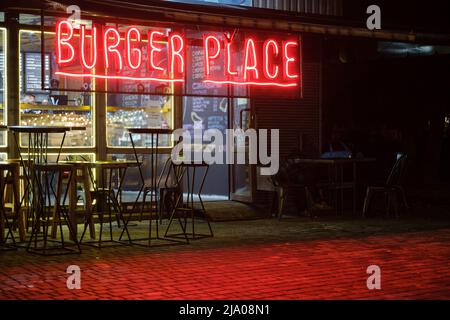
[{"left": 18, "top": 30, "right": 94, "bottom": 148}]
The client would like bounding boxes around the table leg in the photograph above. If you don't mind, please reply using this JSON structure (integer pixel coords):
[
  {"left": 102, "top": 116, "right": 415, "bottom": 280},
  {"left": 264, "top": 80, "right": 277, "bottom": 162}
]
[
  {"left": 68, "top": 167, "right": 78, "bottom": 240},
  {"left": 11, "top": 166, "right": 25, "bottom": 242},
  {"left": 81, "top": 166, "right": 95, "bottom": 239}
]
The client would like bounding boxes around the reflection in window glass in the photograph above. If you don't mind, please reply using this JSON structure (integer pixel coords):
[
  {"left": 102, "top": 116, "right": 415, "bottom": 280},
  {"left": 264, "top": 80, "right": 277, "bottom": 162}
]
[
  {"left": 19, "top": 30, "right": 94, "bottom": 147},
  {"left": 0, "top": 28, "right": 6, "bottom": 146},
  {"left": 106, "top": 94, "right": 173, "bottom": 148}
]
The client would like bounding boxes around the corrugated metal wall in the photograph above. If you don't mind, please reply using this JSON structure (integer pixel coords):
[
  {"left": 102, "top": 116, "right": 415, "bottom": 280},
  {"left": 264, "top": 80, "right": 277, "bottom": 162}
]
[
  {"left": 254, "top": 62, "right": 322, "bottom": 159},
  {"left": 253, "top": 0, "right": 343, "bottom": 16},
  {"left": 254, "top": 61, "right": 321, "bottom": 209}
]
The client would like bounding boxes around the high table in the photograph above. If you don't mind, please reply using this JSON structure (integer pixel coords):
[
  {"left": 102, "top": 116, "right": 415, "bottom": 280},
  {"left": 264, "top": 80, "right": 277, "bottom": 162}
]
[
  {"left": 8, "top": 126, "right": 86, "bottom": 254},
  {"left": 124, "top": 128, "right": 186, "bottom": 246},
  {"left": 293, "top": 157, "right": 376, "bottom": 214}
]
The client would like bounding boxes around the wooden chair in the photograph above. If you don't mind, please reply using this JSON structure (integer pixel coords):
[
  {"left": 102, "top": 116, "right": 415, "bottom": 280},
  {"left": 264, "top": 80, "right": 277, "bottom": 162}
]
[{"left": 362, "top": 153, "right": 409, "bottom": 218}]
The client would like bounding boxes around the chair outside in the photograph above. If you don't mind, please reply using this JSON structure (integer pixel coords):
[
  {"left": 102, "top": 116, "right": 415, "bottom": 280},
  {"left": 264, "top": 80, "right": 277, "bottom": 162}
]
[
  {"left": 271, "top": 158, "right": 315, "bottom": 220},
  {"left": 362, "top": 153, "right": 409, "bottom": 218}
]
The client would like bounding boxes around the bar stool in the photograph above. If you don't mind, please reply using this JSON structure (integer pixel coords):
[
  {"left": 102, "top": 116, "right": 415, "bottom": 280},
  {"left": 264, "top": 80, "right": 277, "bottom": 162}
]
[
  {"left": 27, "top": 163, "right": 81, "bottom": 255},
  {"left": 0, "top": 161, "right": 22, "bottom": 250},
  {"left": 7, "top": 159, "right": 34, "bottom": 233},
  {"left": 79, "top": 161, "right": 133, "bottom": 247},
  {"left": 165, "top": 162, "right": 213, "bottom": 240}
]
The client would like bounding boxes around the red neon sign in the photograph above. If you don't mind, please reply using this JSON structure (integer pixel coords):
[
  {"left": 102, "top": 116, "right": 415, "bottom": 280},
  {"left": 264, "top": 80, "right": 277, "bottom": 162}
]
[
  {"left": 104, "top": 27, "right": 123, "bottom": 70},
  {"left": 126, "top": 27, "right": 142, "bottom": 70},
  {"left": 203, "top": 36, "right": 299, "bottom": 87},
  {"left": 148, "top": 30, "right": 165, "bottom": 72},
  {"left": 263, "top": 39, "right": 279, "bottom": 79},
  {"left": 80, "top": 24, "right": 97, "bottom": 70},
  {"left": 55, "top": 19, "right": 301, "bottom": 88},
  {"left": 224, "top": 33, "right": 238, "bottom": 77},
  {"left": 204, "top": 35, "right": 221, "bottom": 76},
  {"left": 169, "top": 34, "right": 185, "bottom": 75},
  {"left": 56, "top": 20, "right": 75, "bottom": 66}
]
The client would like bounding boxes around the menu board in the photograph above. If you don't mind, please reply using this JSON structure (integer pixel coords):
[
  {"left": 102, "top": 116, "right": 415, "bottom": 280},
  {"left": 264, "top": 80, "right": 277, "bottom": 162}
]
[
  {"left": 184, "top": 32, "right": 228, "bottom": 134},
  {"left": 23, "top": 52, "right": 50, "bottom": 93}
]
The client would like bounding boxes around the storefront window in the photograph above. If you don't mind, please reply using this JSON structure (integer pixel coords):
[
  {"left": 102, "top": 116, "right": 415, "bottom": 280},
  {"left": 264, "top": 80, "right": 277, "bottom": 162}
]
[
  {"left": 19, "top": 14, "right": 41, "bottom": 25},
  {"left": 0, "top": 28, "right": 6, "bottom": 146},
  {"left": 106, "top": 93, "right": 173, "bottom": 147},
  {"left": 19, "top": 30, "right": 94, "bottom": 147},
  {"left": 106, "top": 24, "right": 174, "bottom": 148}
]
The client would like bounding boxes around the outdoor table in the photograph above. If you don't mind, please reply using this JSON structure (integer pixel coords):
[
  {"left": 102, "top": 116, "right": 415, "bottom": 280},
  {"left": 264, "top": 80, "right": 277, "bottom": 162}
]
[
  {"left": 124, "top": 128, "right": 181, "bottom": 246},
  {"left": 8, "top": 126, "right": 86, "bottom": 164},
  {"left": 292, "top": 157, "right": 376, "bottom": 214},
  {"left": 8, "top": 126, "right": 86, "bottom": 252}
]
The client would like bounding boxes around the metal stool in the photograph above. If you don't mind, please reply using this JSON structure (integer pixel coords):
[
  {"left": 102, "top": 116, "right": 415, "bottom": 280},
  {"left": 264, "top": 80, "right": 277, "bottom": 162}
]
[
  {"left": 165, "top": 162, "right": 213, "bottom": 240},
  {"left": 27, "top": 163, "right": 81, "bottom": 255}
]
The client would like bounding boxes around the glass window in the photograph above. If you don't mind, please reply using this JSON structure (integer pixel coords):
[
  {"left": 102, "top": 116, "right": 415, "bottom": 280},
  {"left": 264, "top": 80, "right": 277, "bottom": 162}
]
[
  {"left": 106, "top": 24, "right": 174, "bottom": 148},
  {"left": 0, "top": 28, "right": 6, "bottom": 146},
  {"left": 19, "top": 30, "right": 94, "bottom": 147},
  {"left": 0, "top": 12, "right": 4, "bottom": 22},
  {"left": 106, "top": 94, "right": 174, "bottom": 147},
  {"left": 19, "top": 14, "right": 41, "bottom": 25},
  {"left": 107, "top": 153, "right": 172, "bottom": 206}
]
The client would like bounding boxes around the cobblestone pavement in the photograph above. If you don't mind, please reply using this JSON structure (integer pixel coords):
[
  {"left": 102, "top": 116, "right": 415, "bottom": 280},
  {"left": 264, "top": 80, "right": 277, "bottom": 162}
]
[{"left": 1, "top": 217, "right": 450, "bottom": 300}]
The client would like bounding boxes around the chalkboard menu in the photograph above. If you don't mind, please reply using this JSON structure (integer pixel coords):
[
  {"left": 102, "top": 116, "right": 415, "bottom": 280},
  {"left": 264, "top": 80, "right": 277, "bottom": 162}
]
[
  {"left": 23, "top": 52, "right": 50, "bottom": 93},
  {"left": 184, "top": 32, "right": 228, "bottom": 134}
]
